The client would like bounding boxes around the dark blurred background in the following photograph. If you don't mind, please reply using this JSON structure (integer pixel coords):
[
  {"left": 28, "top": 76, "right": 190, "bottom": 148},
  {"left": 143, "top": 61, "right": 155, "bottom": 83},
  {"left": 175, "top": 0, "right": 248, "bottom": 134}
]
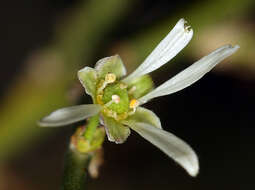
[{"left": 0, "top": 0, "right": 254, "bottom": 189}]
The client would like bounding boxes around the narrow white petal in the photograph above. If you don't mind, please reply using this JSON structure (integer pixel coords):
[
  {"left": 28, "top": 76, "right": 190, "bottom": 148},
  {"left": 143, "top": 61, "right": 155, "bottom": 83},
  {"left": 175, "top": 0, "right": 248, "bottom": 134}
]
[
  {"left": 123, "top": 18, "right": 193, "bottom": 83},
  {"left": 38, "top": 104, "right": 101, "bottom": 127},
  {"left": 128, "top": 122, "right": 199, "bottom": 177},
  {"left": 139, "top": 44, "right": 239, "bottom": 104}
]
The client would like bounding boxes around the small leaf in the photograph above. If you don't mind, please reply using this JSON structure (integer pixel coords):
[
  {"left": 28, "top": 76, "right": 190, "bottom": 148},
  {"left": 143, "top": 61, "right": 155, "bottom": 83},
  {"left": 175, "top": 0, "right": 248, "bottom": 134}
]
[
  {"left": 38, "top": 104, "right": 101, "bottom": 127},
  {"left": 95, "top": 55, "right": 127, "bottom": 79},
  {"left": 102, "top": 116, "right": 130, "bottom": 144},
  {"left": 124, "top": 107, "right": 161, "bottom": 129},
  {"left": 78, "top": 67, "right": 98, "bottom": 101},
  {"left": 128, "top": 122, "right": 199, "bottom": 177}
]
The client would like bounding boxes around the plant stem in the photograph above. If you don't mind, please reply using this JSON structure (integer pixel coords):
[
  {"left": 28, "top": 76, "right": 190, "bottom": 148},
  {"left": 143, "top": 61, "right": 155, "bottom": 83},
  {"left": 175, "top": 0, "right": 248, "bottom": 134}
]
[
  {"left": 61, "top": 146, "right": 92, "bottom": 190},
  {"left": 83, "top": 115, "right": 100, "bottom": 142},
  {"left": 61, "top": 116, "right": 102, "bottom": 190}
]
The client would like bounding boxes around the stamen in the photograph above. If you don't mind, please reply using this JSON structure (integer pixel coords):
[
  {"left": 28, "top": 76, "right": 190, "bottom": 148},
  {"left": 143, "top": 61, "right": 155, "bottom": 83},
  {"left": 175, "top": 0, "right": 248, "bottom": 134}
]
[
  {"left": 104, "top": 95, "right": 120, "bottom": 107},
  {"left": 105, "top": 73, "right": 116, "bottom": 83},
  {"left": 129, "top": 99, "right": 139, "bottom": 109},
  {"left": 111, "top": 94, "right": 120, "bottom": 104},
  {"left": 97, "top": 73, "right": 117, "bottom": 93}
]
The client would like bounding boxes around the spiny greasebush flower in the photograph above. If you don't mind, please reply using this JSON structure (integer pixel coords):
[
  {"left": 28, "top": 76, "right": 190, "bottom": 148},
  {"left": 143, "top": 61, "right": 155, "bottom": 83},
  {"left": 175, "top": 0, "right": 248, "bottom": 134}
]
[{"left": 39, "top": 18, "right": 239, "bottom": 177}]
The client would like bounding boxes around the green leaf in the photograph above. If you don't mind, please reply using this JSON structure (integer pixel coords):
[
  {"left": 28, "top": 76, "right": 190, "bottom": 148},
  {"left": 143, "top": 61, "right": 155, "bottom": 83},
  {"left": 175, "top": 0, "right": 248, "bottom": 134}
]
[
  {"left": 126, "top": 74, "right": 154, "bottom": 99},
  {"left": 95, "top": 55, "right": 127, "bottom": 79},
  {"left": 78, "top": 67, "right": 98, "bottom": 100},
  {"left": 124, "top": 107, "right": 161, "bottom": 129},
  {"left": 103, "top": 115, "right": 130, "bottom": 144}
]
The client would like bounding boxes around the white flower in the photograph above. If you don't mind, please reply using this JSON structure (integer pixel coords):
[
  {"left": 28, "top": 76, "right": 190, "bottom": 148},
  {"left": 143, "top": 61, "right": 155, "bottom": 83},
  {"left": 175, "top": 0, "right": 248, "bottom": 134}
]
[{"left": 39, "top": 18, "right": 239, "bottom": 177}]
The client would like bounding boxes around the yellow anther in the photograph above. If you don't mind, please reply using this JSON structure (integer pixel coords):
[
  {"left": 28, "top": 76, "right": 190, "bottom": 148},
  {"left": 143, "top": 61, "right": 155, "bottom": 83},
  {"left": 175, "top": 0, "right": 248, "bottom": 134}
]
[
  {"left": 129, "top": 99, "right": 139, "bottom": 109},
  {"left": 105, "top": 73, "right": 116, "bottom": 83}
]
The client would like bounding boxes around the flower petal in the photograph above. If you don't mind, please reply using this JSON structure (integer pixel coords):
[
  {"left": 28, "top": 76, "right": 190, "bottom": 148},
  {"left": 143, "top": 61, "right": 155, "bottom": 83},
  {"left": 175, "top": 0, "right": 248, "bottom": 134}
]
[
  {"left": 38, "top": 104, "right": 101, "bottom": 127},
  {"left": 102, "top": 116, "right": 130, "bottom": 144},
  {"left": 124, "top": 107, "right": 161, "bottom": 129},
  {"left": 95, "top": 55, "right": 127, "bottom": 79},
  {"left": 128, "top": 122, "right": 199, "bottom": 177},
  {"left": 126, "top": 74, "right": 154, "bottom": 99},
  {"left": 139, "top": 44, "right": 239, "bottom": 105},
  {"left": 78, "top": 67, "right": 98, "bottom": 100},
  {"left": 123, "top": 18, "right": 193, "bottom": 83}
]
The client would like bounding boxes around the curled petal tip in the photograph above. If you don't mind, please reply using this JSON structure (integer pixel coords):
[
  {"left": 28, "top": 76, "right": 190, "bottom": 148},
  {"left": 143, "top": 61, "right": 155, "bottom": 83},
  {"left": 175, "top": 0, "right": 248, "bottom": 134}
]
[
  {"left": 123, "top": 18, "right": 193, "bottom": 82},
  {"left": 179, "top": 18, "right": 193, "bottom": 33}
]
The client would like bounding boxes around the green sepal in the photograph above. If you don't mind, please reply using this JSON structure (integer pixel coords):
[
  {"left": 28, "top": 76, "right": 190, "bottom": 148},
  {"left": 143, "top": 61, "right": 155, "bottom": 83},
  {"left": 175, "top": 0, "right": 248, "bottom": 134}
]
[
  {"left": 78, "top": 67, "right": 98, "bottom": 101},
  {"left": 103, "top": 115, "right": 130, "bottom": 144},
  {"left": 126, "top": 74, "right": 154, "bottom": 99},
  {"left": 95, "top": 55, "right": 127, "bottom": 79},
  {"left": 124, "top": 107, "right": 161, "bottom": 129}
]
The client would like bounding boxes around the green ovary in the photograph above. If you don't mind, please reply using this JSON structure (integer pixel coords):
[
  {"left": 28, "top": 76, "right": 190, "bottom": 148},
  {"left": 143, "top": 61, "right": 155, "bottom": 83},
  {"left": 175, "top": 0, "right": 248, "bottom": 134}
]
[{"left": 102, "top": 83, "right": 129, "bottom": 114}]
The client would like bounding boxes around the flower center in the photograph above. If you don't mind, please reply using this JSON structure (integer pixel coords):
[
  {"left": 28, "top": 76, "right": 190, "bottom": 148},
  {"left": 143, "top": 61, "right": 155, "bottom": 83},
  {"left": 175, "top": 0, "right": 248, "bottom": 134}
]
[
  {"left": 102, "top": 83, "right": 129, "bottom": 114},
  {"left": 96, "top": 73, "right": 138, "bottom": 121}
]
